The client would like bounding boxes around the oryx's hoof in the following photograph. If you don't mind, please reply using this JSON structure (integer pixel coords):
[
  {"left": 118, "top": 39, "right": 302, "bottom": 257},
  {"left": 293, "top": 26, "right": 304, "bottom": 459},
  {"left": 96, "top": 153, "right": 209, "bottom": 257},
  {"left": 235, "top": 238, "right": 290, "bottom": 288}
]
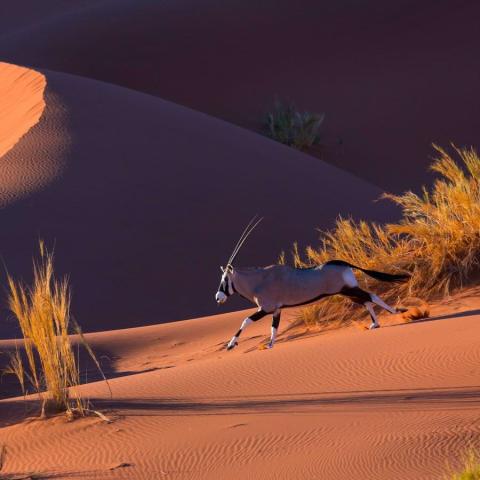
[
  {"left": 369, "top": 323, "right": 380, "bottom": 330},
  {"left": 266, "top": 342, "right": 274, "bottom": 349},
  {"left": 226, "top": 341, "right": 238, "bottom": 351}
]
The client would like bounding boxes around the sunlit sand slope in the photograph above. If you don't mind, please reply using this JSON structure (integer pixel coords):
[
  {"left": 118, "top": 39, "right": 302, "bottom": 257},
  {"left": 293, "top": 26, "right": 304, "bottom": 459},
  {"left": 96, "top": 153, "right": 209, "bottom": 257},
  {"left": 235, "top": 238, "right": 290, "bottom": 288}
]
[
  {"left": 0, "top": 62, "right": 45, "bottom": 159},
  {"left": 1, "top": 291, "right": 480, "bottom": 479},
  {"left": 0, "top": 62, "right": 69, "bottom": 206}
]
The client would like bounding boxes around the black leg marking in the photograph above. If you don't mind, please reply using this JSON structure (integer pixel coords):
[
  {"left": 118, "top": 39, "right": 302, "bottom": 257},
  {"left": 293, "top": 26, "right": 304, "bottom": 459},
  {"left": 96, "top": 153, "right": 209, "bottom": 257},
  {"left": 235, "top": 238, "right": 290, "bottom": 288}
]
[
  {"left": 250, "top": 309, "right": 268, "bottom": 322},
  {"left": 272, "top": 311, "right": 281, "bottom": 329},
  {"left": 268, "top": 310, "right": 282, "bottom": 349},
  {"left": 235, "top": 310, "right": 267, "bottom": 339},
  {"left": 340, "top": 287, "right": 373, "bottom": 305},
  {"left": 227, "top": 310, "right": 268, "bottom": 350}
]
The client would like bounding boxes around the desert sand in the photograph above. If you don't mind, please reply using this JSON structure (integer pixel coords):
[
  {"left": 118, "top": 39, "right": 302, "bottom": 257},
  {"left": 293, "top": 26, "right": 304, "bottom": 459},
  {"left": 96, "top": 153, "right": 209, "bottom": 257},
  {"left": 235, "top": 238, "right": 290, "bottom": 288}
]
[
  {"left": 1, "top": 1, "right": 479, "bottom": 190},
  {"left": 1, "top": 3, "right": 479, "bottom": 478},
  {"left": 1, "top": 289, "right": 480, "bottom": 479}
]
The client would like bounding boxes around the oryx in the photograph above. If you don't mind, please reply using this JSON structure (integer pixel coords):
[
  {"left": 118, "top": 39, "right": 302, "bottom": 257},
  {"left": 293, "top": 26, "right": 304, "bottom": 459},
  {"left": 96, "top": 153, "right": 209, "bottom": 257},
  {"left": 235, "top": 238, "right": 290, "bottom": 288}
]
[{"left": 215, "top": 217, "right": 409, "bottom": 350}]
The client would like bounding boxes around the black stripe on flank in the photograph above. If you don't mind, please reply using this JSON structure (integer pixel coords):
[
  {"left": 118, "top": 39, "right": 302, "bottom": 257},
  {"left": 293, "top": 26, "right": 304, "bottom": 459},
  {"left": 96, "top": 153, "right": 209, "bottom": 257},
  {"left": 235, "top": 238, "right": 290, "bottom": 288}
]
[
  {"left": 284, "top": 293, "right": 333, "bottom": 308},
  {"left": 340, "top": 286, "right": 372, "bottom": 304}
]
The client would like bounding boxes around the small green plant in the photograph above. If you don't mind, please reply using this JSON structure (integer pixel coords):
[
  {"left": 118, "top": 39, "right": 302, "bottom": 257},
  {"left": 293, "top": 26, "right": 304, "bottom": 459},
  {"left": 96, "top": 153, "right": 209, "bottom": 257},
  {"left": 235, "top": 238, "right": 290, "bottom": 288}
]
[
  {"left": 265, "top": 99, "right": 324, "bottom": 150},
  {"left": 446, "top": 450, "right": 480, "bottom": 479}
]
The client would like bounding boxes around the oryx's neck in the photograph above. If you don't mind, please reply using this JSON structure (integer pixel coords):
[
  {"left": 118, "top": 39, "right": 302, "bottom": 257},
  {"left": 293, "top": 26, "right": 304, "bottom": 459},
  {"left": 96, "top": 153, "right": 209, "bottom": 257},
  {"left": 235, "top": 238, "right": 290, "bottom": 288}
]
[{"left": 231, "top": 267, "right": 265, "bottom": 303}]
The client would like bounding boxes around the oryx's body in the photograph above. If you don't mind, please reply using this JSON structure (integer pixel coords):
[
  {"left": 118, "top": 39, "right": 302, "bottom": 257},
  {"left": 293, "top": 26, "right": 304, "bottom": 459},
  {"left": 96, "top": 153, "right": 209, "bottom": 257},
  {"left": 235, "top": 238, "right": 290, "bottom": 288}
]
[
  {"left": 214, "top": 216, "right": 409, "bottom": 351},
  {"left": 217, "top": 260, "right": 408, "bottom": 350},
  {"left": 230, "top": 262, "right": 359, "bottom": 312}
]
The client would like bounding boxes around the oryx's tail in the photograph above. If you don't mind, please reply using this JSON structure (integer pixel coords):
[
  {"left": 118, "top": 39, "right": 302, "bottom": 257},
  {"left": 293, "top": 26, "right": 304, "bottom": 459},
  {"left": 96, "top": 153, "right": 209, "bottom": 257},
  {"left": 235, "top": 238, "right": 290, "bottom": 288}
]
[{"left": 325, "top": 260, "right": 410, "bottom": 283}]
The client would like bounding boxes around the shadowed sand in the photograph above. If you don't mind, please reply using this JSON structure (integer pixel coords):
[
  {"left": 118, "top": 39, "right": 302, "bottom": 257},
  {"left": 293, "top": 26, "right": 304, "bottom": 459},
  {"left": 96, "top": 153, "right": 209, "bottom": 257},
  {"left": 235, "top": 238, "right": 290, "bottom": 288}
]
[
  {"left": 0, "top": 66, "right": 395, "bottom": 337},
  {"left": 1, "top": 290, "right": 480, "bottom": 479},
  {"left": 1, "top": 1, "right": 479, "bottom": 190}
]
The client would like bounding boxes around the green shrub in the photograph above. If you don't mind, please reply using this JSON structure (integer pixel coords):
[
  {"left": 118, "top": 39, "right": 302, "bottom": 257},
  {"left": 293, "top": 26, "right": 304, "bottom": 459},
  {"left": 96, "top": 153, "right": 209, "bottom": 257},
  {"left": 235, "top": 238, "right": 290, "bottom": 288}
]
[{"left": 265, "top": 99, "right": 324, "bottom": 150}]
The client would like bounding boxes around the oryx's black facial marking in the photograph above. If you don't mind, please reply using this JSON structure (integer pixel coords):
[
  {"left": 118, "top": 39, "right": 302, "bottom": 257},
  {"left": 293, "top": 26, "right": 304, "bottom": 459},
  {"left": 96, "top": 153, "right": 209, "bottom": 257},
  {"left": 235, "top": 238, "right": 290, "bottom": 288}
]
[{"left": 219, "top": 274, "right": 234, "bottom": 297}]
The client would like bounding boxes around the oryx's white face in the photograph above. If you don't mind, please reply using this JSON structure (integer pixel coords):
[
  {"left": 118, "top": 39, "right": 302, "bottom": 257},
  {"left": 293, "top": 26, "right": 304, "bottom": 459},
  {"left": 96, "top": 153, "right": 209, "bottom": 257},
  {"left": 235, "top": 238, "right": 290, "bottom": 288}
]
[{"left": 215, "top": 265, "right": 234, "bottom": 304}]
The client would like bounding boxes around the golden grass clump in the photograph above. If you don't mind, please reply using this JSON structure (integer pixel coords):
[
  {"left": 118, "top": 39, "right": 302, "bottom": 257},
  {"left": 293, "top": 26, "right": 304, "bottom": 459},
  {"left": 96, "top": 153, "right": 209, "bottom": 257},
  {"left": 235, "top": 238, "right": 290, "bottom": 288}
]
[
  {"left": 446, "top": 450, "right": 480, "bottom": 480},
  {"left": 293, "top": 145, "right": 480, "bottom": 328},
  {"left": 6, "top": 242, "right": 85, "bottom": 416}
]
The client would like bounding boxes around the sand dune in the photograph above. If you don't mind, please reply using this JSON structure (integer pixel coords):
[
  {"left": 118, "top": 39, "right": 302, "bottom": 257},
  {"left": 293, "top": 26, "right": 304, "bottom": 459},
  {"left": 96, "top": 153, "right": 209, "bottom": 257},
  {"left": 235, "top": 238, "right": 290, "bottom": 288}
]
[
  {"left": 0, "top": 66, "right": 393, "bottom": 337},
  {"left": 0, "top": 62, "right": 69, "bottom": 206},
  {"left": 0, "top": 62, "right": 45, "bottom": 159},
  {"left": 1, "top": 0, "right": 479, "bottom": 190},
  {"left": 1, "top": 289, "right": 479, "bottom": 479},
  {"left": 1, "top": 5, "right": 478, "bottom": 478}
]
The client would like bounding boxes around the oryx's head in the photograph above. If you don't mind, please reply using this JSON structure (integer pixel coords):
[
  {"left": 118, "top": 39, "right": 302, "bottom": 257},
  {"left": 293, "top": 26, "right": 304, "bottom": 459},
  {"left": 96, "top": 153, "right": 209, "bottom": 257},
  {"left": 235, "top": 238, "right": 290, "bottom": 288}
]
[
  {"left": 215, "top": 264, "right": 234, "bottom": 304},
  {"left": 214, "top": 215, "right": 263, "bottom": 305}
]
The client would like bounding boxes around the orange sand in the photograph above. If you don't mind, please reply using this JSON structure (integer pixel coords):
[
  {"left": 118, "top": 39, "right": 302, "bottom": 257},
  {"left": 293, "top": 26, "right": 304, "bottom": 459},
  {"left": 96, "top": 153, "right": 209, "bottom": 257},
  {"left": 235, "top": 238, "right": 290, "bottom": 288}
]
[
  {"left": 1, "top": 290, "right": 480, "bottom": 479},
  {"left": 0, "top": 4, "right": 479, "bottom": 478},
  {"left": 0, "top": 62, "right": 45, "bottom": 159}
]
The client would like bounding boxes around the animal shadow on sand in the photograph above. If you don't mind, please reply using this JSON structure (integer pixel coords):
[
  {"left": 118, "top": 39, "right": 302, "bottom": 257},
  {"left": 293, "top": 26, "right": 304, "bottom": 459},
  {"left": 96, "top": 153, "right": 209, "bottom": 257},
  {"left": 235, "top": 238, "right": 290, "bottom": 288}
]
[{"left": 388, "top": 308, "right": 480, "bottom": 328}]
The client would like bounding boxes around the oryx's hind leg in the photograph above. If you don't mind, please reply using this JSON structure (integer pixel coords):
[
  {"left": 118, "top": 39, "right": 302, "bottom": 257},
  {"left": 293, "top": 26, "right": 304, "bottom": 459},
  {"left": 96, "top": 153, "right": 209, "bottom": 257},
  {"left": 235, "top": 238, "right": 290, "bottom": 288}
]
[
  {"left": 365, "top": 302, "right": 379, "bottom": 329},
  {"left": 267, "top": 310, "right": 281, "bottom": 349},
  {"left": 341, "top": 286, "right": 398, "bottom": 329},
  {"left": 227, "top": 309, "right": 267, "bottom": 350},
  {"left": 370, "top": 293, "right": 397, "bottom": 314}
]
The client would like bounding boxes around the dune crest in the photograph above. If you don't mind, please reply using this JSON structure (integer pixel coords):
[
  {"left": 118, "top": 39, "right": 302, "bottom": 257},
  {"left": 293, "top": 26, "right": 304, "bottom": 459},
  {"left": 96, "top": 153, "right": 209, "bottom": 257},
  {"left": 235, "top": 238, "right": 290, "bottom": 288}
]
[
  {"left": 0, "top": 62, "right": 45, "bottom": 159},
  {"left": 0, "top": 62, "right": 68, "bottom": 206}
]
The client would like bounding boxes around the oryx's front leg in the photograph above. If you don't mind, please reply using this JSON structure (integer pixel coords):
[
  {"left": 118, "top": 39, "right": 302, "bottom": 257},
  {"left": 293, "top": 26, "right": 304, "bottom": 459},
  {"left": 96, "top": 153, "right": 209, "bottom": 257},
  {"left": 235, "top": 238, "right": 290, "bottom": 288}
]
[
  {"left": 226, "top": 309, "right": 267, "bottom": 350},
  {"left": 267, "top": 310, "right": 281, "bottom": 349}
]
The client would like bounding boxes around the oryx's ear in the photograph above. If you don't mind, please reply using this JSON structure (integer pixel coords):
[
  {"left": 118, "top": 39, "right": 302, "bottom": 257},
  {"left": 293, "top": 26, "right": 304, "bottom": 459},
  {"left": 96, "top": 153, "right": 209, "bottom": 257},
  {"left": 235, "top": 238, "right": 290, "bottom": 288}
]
[{"left": 220, "top": 266, "right": 225, "bottom": 273}]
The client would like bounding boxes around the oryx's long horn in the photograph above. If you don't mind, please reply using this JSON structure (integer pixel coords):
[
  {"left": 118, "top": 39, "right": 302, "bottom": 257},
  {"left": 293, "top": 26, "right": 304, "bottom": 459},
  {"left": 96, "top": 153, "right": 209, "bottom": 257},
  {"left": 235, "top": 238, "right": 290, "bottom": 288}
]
[
  {"left": 227, "top": 215, "right": 264, "bottom": 266},
  {"left": 227, "top": 214, "right": 259, "bottom": 264}
]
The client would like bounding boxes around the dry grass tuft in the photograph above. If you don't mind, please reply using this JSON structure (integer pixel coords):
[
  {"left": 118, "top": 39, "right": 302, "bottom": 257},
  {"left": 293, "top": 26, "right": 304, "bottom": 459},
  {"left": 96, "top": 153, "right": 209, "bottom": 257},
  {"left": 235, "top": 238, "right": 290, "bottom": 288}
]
[
  {"left": 292, "top": 144, "right": 480, "bottom": 328},
  {"left": 402, "top": 305, "right": 430, "bottom": 323},
  {"left": 6, "top": 242, "right": 97, "bottom": 417},
  {"left": 446, "top": 449, "right": 480, "bottom": 480},
  {"left": 0, "top": 445, "right": 5, "bottom": 472}
]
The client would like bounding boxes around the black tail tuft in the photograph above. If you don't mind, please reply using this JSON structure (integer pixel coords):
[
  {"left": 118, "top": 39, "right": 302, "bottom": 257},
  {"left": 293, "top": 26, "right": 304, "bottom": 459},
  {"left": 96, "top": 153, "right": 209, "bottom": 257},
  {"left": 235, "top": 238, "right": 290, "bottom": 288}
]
[
  {"left": 360, "top": 269, "right": 410, "bottom": 283},
  {"left": 325, "top": 260, "right": 410, "bottom": 283}
]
